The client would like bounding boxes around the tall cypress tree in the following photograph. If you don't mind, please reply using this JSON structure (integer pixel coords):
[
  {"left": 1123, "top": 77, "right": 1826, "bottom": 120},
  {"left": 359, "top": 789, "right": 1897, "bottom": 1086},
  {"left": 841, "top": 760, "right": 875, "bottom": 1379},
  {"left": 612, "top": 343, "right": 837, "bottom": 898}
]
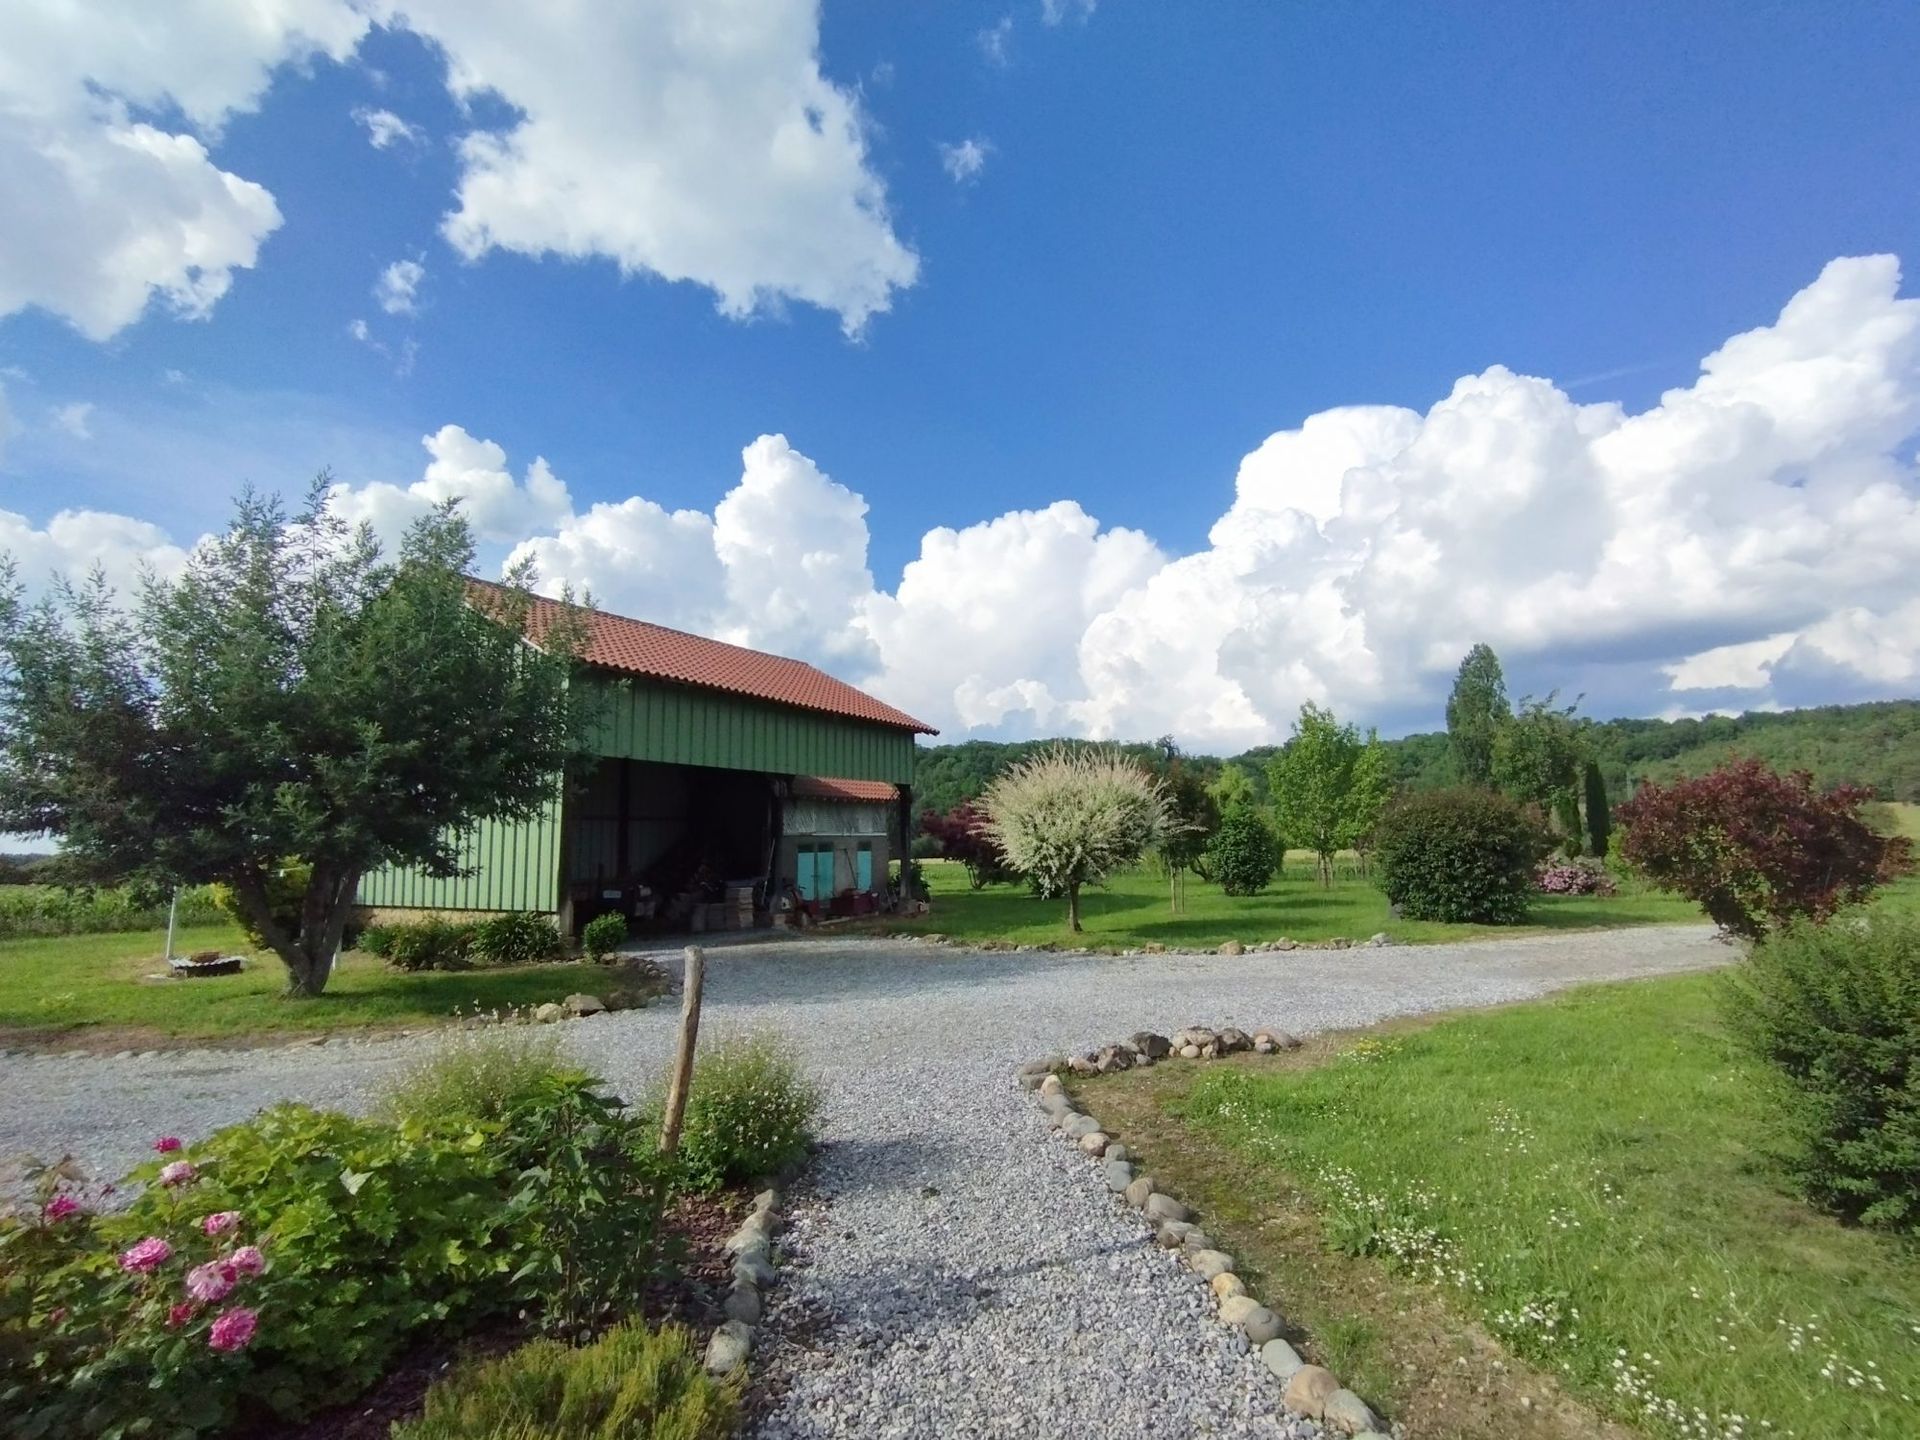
[
  {"left": 1583, "top": 759, "right": 1612, "bottom": 859},
  {"left": 1446, "top": 643, "right": 1509, "bottom": 787}
]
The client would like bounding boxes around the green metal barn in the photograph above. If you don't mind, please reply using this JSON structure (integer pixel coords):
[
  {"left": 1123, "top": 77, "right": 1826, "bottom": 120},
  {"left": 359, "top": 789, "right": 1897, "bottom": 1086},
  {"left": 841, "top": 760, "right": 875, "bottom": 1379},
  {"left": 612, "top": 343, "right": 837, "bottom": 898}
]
[{"left": 355, "top": 586, "right": 935, "bottom": 935}]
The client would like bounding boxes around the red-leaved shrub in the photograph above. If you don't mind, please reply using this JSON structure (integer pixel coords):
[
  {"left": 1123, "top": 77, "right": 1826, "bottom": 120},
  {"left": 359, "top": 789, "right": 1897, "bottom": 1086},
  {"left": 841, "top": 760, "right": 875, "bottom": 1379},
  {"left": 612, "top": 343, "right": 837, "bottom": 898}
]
[
  {"left": 918, "top": 802, "right": 1012, "bottom": 889},
  {"left": 1616, "top": 758, "right": 1913, "bottom": 939}
]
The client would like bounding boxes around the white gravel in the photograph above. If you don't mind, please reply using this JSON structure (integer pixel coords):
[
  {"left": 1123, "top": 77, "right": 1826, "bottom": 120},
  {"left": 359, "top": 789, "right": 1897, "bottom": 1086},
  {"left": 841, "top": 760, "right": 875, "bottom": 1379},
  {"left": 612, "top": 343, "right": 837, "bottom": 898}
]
[{"left": 1, "top": 925, "right": 1726, "bottom": 1436}]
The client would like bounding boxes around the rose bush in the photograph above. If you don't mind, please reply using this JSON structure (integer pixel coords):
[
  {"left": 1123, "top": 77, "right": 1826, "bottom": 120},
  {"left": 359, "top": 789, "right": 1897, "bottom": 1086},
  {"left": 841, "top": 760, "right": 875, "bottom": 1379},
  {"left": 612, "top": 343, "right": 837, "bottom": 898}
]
[{"left": 1, "top": 1069, "right": 674, "bottom": 1437}]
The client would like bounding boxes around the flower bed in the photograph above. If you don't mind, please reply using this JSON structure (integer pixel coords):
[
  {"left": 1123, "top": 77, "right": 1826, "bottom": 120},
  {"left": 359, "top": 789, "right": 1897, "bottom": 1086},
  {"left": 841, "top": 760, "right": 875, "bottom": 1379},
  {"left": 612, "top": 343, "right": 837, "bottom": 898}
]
[
  {"left": 1, "top": 1081, "right": 671, "bottom": 1436},
  {"left": 2, "top": 1028, "right": 823, "bottom": 1437}
]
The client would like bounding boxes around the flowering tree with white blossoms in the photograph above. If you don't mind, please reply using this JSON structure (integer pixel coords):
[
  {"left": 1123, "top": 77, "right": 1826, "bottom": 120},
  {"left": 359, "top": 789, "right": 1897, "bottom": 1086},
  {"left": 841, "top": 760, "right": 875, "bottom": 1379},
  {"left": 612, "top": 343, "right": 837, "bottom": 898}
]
[{"left": 981, "top": 745, "right": 1173, "bottom": 932}]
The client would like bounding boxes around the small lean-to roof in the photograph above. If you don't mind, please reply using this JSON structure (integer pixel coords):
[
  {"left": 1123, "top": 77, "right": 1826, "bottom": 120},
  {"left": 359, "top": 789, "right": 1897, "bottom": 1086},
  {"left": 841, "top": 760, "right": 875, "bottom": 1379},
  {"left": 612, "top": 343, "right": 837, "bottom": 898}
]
[
  {"left": 791, "top": 776, "right": 900, "bottom": 803},
  {"left": 469, "top": 580, "right": 937, "bottom": 735}
]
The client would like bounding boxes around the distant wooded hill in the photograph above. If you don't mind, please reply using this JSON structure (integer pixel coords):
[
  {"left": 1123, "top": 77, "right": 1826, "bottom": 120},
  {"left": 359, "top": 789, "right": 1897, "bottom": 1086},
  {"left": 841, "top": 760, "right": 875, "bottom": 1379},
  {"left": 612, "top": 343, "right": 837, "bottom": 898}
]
[{"left": 910, "top": 699, "right": 1920, "bottom": 816}]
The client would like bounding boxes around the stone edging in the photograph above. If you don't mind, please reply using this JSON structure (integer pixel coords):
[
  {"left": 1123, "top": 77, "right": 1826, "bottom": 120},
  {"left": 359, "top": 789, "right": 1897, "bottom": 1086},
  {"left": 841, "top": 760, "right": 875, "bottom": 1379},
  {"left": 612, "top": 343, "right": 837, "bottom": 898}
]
[
  {"left": 704, "top": 1183, "right": 786, "bottom": 1378},
  {"left": 914, "top": 933, "right": 1398, "bottom": 959},
  {"left": 1020, "top": 1032, "right": 1393, "bottom": 1439}
]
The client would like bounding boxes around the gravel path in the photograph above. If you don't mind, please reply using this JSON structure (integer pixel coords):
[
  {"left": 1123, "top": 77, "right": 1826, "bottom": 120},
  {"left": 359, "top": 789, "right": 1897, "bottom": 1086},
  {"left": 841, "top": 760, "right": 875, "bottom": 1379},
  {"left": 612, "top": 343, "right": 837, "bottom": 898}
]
[{"left": 2, "top": 926, "right": 1726, "bottom": 1437}]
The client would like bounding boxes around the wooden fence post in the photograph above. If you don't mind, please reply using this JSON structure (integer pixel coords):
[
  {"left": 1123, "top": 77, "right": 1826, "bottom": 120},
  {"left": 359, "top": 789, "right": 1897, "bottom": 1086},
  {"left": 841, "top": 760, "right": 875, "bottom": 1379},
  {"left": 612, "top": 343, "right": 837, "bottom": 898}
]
[{"left": 659, "top": 945, "right": 706, "bottom": 1157}]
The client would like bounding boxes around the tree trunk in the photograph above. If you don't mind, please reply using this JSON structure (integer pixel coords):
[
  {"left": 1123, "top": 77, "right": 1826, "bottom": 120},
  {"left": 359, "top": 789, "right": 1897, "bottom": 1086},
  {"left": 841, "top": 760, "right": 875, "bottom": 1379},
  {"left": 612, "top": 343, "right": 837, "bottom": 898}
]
[
  {"left": 1067, "top": 881, "right": 1082, "bottom": 932},
  {"left": 231, "top": 862, "right": 362, "bottom": 998}
]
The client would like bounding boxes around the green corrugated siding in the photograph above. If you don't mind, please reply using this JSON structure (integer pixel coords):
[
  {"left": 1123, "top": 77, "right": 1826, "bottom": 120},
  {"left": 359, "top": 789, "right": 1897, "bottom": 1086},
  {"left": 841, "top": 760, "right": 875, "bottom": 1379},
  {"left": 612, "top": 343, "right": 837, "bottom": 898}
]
[
  {"left": 357, "top": 674, "right": 916, "bottom": 914},
  {"left": 356, "top": 789, "right": 563, "bottom": 913},
  {"left": 583, "top": 677, "right": 917, "bottom": 782}
]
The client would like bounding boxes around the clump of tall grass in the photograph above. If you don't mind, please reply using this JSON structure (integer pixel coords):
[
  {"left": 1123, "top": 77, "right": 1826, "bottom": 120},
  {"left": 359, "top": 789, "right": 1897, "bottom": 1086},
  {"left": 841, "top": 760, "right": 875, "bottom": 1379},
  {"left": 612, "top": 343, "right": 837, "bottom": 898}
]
[{"left": 379, "top": 1024, "right": 568, "bottom": 1127}]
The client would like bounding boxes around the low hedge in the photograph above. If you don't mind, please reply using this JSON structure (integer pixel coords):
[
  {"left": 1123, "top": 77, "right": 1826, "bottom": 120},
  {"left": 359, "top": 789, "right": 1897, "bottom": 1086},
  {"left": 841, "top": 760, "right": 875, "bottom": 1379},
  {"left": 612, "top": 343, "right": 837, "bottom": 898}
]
[{"left": 360, "top": 913, "right": 565, "bottom": 971}]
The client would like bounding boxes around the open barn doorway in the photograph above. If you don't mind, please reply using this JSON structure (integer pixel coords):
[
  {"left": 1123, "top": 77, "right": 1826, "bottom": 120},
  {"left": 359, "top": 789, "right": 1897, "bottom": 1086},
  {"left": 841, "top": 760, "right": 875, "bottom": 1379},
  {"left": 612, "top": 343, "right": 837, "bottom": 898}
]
[{"left": 560, "top": 757, "right": 778, "bottom": 939}]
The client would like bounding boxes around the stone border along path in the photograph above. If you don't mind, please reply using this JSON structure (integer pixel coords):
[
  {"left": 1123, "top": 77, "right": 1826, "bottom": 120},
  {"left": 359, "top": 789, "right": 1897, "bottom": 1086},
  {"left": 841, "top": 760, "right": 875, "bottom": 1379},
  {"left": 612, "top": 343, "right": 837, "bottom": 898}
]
[
  {"left": 1029, "top": 1034, "right": 1388, "bottom": 1436},
  {"left": 0, "top": 926, "right": 1728, "bottom": 1437}
]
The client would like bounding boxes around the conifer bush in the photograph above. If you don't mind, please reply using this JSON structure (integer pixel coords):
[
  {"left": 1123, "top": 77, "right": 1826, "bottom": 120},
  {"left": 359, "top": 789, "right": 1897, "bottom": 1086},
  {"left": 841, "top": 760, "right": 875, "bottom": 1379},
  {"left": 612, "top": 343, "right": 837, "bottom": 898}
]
[{"left": 1722, "top": 915, "right": 1920, "bottom": 1230}]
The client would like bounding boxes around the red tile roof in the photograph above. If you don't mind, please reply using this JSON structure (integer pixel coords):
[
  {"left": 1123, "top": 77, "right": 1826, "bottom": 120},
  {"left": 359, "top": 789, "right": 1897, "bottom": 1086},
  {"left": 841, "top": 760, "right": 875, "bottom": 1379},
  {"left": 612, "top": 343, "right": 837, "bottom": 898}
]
[
  {"left": 791, "top": 776, "right": 900, "bottom": 803},
  {"left": 469, "top": 580, "right": 937, "bottom": 734}
]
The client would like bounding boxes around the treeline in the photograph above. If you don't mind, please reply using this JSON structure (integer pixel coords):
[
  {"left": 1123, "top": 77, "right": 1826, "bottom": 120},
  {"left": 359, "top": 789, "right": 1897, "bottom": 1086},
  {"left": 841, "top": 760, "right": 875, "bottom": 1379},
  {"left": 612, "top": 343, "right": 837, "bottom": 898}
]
[{"left": 912, "top": 698, "right": 1920, "bottom": 815}]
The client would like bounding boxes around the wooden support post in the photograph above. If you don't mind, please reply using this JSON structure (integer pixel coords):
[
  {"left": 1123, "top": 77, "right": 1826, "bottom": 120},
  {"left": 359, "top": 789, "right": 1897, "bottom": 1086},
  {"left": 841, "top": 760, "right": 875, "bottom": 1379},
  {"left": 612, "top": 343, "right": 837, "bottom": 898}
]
[{"left": 658, "top": 945, "right": 706, "bottom": 1157}]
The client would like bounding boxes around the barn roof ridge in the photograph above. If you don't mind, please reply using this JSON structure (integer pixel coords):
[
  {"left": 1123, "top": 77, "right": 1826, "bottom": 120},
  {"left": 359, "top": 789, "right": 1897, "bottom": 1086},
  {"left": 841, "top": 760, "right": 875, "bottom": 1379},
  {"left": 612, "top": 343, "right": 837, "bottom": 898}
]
[{"left": 467, "top": 578, "right": 938, "bottom": 736}]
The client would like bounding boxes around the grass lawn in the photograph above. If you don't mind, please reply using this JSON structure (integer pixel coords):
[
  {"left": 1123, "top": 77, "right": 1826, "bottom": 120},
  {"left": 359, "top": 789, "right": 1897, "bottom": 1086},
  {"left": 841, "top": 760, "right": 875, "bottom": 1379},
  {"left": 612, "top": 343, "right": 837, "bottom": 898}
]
[
  {"left": 877, "top": 857, "right": 1707, "bottom": 951},
  {"left": 1074, "top": 975, "right": 1920, "bottom": 1440},
  {"left": 0, "top": 923, "right": 659, "bottom": 1049}
]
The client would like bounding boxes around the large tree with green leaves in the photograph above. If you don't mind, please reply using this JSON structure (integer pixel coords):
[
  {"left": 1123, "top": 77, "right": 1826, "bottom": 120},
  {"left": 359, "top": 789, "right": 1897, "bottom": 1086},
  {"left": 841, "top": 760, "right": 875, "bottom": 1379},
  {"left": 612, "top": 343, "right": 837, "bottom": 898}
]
[
  {"left": 1445, "top": 643, "right": 1509, "bottom": 787},
  {"left": 1266, "top": 702, "right": 1394, "bottom": 887},
  {"left": 0, "top": 486, "right": 589, "bottom": 996},
  {"left": 1149, "top": 740, "right": 1220, "bottom": 914},
  {"left": 1491, "top": 693, "right": 1587, "bottom": 835}
]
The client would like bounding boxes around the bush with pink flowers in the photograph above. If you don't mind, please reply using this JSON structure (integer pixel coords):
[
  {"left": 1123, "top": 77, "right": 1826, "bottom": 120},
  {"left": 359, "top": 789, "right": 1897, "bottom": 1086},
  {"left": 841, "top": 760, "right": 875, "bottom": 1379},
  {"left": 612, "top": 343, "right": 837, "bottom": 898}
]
[
  {"left": 1, "top": 1073, "right": 673, "bottom": 1437},
  {"left": 1535, "top": 858, "right": 1617, "bottom": 896}
]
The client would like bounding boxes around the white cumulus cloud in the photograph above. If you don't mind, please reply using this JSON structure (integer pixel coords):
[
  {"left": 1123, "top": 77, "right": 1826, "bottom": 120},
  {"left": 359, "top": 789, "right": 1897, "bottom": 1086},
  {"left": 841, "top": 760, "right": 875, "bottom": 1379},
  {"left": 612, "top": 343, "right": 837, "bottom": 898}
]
[
  {"left": 978, "top": 17, "right": 1013, "bottom": 66},
  {"left": 353, "top": 105, "right": 424, "bottom": 151},
  {"left": 1, "top": 0, "right": 918, "bottom": 341},
  {"left": 0, "top": 506, "right": 191, "bottom": 599},
  {"left": 51, "top": 401, "right": 93, "bottom": 440},
  {"left": 490, "top": 254, "right": 1920, "bottom": 745},
  {"left": 374, "top": 258, "right": 426, "bottom": 316},
  {"left": 387, "top": 0, "right": 919, "bottom": 335},
  {"left": 939, "top": 138, "right": 992, "bottom": 185},
  {"left": 8, "top": 255, "right": 1919, "bottom": 747},
  {"left": 0, "top": 0, "right": 368, "bottom": 339},
  {"left": 327, "top": 424, "right": 573, "bottom": 547}
]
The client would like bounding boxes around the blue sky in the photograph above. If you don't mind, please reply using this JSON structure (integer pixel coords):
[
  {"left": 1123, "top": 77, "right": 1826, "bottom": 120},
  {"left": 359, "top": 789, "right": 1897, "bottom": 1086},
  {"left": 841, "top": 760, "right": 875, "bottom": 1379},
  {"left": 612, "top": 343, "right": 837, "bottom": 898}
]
[{"left": 2, "top": 1, "right": 1919, "bottom": 749}]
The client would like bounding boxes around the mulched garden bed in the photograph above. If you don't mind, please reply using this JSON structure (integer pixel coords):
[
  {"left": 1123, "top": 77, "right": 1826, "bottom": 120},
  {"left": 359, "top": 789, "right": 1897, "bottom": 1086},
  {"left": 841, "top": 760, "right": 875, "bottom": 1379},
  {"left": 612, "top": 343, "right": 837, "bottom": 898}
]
[{"left": 259, "top": 1188, "right": 753, "bottom": 1440}]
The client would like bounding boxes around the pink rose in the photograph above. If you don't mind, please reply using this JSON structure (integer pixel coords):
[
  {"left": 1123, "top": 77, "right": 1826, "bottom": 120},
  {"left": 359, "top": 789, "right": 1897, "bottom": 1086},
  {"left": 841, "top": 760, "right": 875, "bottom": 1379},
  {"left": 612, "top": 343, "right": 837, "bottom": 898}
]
[
  {"left": 166, "top": 1302, "right": 196, "bottom": 1329},
  {"left": 118, "top": 1236, "right": 173, "bottom": 1273},
  {"left": 153, "top": 1137, "right": 183, "bottom": 1154},
  {"left": 186, "top": 1261, "right": 236, "bottom": 1303},
  {"left": 225, "top": 1245, "right": 265, "bottom": 1277},
  {"left": 41, "top": 1194, "right": 81, "bottom": 1222},
  {"left": 158, "top": 1160, "right": 197, "bottom": 1187},
  {"left": 202, "top": 1210, "right": 240, "bottom": 1236},
  {"left": 207, "top": 1307, "right": 257, "bottom": 1353}
]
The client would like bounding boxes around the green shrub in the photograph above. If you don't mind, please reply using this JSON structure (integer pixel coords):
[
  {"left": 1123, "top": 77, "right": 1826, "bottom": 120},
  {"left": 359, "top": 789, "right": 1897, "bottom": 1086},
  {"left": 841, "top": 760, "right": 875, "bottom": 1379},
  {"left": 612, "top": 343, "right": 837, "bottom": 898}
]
[
  {"left": 1, "top": 1105, "right": 517, "bottom": 1437},
  {"left": 372, "top": 917, "right": 479, "bottom": 971},
  {"left": 470, "top": 912, "right": 566, "bottom": 967},
  {"left": 580, "top": 912, "right": 628, "bottom": 963},
  {"left": 1722, "top": 915, "right": 1920, "bottom": 1230},
  {"left": 672, "top": 1033, "right": 819, "bottom": 1193},
  {"left": 393, "top": 1321, "right": 736, "bottom": 1440},
  {"left": 1373, "top": 786, "right": 1547, "bottom": 924},
  {"left": 1206, "top": 805, "right": 1277, "bottom": 897},
  {"left": 0, "top": 1070, "right": 673, "bottom": 1435},
  {"left": 380, "top": 1026, "right": 567, "bottom": 1127},
  {"left": 495, "top": 1075, "right": 672, "bottom": 1336}
]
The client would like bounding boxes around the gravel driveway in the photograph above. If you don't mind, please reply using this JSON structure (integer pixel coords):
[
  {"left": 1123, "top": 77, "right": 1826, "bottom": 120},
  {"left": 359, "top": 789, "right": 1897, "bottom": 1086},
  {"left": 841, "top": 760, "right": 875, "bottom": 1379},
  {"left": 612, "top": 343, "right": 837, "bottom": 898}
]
[{"left": 1, "top": 926, "right": 1725, "bottom": 1437}]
